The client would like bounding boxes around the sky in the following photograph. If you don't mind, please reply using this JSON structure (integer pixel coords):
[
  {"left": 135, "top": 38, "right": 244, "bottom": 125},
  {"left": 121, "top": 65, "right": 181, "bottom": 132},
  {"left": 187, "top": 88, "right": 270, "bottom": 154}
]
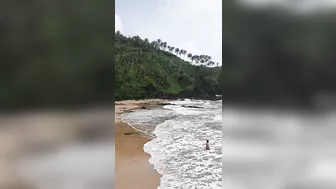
[
  {"left": 115, "top": 0, "right": 222, "bottom": 65},
  {"left": 238, "top": 0, "right": 336, "bottom": 12}
]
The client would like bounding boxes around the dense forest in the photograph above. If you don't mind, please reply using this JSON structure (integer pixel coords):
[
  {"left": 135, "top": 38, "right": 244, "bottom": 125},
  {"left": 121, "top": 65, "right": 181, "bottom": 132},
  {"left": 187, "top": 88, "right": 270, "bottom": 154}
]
[
  {"left": 0, "top": 0, "right": 221, "bottom": 110},
  {"left": 3, "top": 0, "right": 336, "bottom": 109},
  {"left": 0, "top": 0, "right": 113, "bottom": 110},
  {"left": 222, "top": 1, "right": 336, "bottom": 105},
  {"left": 115, "top": 31, "right": 222, "bottom": 100}
]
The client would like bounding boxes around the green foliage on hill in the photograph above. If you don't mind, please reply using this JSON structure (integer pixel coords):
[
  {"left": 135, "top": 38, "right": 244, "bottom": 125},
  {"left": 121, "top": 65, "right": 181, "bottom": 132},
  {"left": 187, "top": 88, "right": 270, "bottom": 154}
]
[
  {"left": 0, "top": 0, "right": 113, "bottom": 110},
  {"left": 222, "top": 1, "right": 336, "bottom": 104},
  {"left": 115, "top": 32, "right": 222, "bottom": 100}
]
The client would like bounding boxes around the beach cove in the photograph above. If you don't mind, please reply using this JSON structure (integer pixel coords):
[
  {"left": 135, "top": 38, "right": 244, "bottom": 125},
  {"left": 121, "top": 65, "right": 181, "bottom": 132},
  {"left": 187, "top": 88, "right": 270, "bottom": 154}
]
[{"left": 115, "top": 99, "right": 164, "bottom": 189}]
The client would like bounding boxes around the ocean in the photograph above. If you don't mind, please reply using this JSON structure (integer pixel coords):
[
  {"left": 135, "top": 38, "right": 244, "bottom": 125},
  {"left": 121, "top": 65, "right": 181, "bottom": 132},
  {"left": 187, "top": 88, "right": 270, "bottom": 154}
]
[
  {"left": 19, "top": 142, "right": 114, "bottom": 189},
  {"left": 222, "top": 106, "right": 336, "bottom": 189},
  {"left": 121, "top": 99, "right": 222, "bottom": 189}
]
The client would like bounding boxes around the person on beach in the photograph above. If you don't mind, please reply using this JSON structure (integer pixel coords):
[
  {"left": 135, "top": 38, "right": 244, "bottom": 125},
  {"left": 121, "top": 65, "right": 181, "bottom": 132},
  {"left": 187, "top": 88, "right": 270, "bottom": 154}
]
[{"left": 205, "top": 140, "right": 210, "bottom": 150}]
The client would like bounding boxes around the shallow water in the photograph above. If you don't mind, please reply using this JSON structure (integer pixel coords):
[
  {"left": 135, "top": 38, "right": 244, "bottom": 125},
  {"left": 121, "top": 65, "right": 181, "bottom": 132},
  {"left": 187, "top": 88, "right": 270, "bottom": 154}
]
[
  {"left": 19, "top": 142, "right": 114, "bottom": 189},
  {"left": 222, "top": 107, "right": 336, "bottom": 189},
  {"left": 121, "top": 99, "right": 222, "bottom": 189}
]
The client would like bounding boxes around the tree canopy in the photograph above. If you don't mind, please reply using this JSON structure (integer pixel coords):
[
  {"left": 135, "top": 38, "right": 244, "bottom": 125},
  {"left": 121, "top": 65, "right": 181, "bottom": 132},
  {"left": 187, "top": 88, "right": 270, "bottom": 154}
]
[
  {"left": 222, "top": 1, "right": 336, "bottom": 105},
  {"left": 0, "top": 0, "right": 113, "bottom": 110},
  {"left": 115, "top": 32, "right": 222, "bottom": 100}
]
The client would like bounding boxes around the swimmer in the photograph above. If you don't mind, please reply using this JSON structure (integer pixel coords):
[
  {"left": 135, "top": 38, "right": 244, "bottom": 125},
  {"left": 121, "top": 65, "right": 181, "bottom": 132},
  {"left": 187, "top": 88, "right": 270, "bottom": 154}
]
[{"left": 205, "top": 140, "right": 210, "bottom": 150}]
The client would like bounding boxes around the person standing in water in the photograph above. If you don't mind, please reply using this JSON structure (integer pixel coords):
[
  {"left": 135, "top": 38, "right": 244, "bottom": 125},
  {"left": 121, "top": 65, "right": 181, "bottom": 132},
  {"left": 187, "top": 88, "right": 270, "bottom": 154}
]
[{"left": 205, "top": 140, "right": 210, "bottom": 150}]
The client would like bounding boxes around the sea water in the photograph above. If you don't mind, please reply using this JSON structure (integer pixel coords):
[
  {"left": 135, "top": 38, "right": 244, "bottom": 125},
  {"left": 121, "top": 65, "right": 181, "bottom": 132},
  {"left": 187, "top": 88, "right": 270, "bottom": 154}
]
[
  {"left": 19, "top": 142, "right": 114, "bottom": 189},
  {"left": 222, "top": 107, "right": 336, "bottom": 189},
  {"left": 121, "top": 99, "right": 222, "bottom": 189}
]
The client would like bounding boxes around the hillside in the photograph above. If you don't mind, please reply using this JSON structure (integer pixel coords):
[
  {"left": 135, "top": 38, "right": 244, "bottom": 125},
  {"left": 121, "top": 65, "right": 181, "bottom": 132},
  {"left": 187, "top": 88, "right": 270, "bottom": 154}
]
[
  {"left": 115, "top": 32, "right": 222, "bottom": 100},
  {"left": 221, "top": 2, "right": 336, "bottom": 105},
  {"left": 0, "top": 0, "right": 113, "bottom": 110}
]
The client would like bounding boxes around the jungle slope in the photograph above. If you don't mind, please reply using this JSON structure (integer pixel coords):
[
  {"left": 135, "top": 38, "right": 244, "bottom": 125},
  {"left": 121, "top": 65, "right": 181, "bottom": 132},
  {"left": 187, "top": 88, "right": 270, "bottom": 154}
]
[{"left": 115, "top": 32, "right": 222, "bottom": 101}]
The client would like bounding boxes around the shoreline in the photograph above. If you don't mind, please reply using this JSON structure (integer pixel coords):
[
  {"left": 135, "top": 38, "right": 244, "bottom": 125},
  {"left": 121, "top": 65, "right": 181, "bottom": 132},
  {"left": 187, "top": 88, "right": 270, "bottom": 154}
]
[{"left": 115, "top": 99, "right": 165, "bottom": 189}]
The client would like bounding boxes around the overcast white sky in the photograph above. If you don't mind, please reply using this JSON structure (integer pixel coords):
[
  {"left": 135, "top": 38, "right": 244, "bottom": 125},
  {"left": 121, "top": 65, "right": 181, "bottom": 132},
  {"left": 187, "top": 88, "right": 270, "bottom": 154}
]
[
  {"left": 238, "top": 0, "right": 336, "bottom": 12},
  {"left": 115, "top": 0, "right": 222, "bottom": 65}
]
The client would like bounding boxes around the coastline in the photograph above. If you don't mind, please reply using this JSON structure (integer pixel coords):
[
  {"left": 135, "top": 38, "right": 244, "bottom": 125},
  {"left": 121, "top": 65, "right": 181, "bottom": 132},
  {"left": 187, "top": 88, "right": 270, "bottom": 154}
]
[{"left": 115, "top": 99, "right": 165, "bottom": 189}]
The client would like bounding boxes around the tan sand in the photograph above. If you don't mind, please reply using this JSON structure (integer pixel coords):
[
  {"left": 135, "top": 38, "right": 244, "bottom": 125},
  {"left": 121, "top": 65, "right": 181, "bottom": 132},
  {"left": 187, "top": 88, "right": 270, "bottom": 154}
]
[
  {"left": 115, "top": 99, "right": 165, "bottom": 189},
  {"left": 0, "top": 107, "right": 115, "bottom": 189},
  {"left": 0, "top": 99, "right": 164, "bottom": 189}
]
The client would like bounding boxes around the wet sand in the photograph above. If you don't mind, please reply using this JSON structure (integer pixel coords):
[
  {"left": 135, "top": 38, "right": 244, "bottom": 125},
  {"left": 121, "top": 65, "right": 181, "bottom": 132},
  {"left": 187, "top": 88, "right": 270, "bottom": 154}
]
[
  {"left": 115, "top": 100, "right": 164, "bottom": 189},
  {"left": 0, "top": 107, "right": 115, "bottom": 189}
]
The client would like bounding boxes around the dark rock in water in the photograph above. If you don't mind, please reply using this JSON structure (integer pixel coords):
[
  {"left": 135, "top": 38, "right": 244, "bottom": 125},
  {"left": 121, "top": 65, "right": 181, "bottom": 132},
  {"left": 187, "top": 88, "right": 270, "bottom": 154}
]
[
  {"left": 181, "top": 105, "right": 203, "bottom": 109},
  {"left": 141, "top": 106, "right": 147, "bottom": 109},
  {"left": 157, "top": 102, "right": 173, "bottom": 106}
]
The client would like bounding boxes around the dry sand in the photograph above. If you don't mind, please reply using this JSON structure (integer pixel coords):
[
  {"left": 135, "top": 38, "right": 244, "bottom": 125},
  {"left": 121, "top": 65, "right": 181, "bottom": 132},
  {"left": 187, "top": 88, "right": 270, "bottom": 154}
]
[
  {"left": 0, "top": 99, "right": 164, "bottom": 189},
  {"left": 115, "top": 99, "right": 165, "bottom": 189},
  {"left": 0, "top": 108, "right": 114, "bottom": 189}
]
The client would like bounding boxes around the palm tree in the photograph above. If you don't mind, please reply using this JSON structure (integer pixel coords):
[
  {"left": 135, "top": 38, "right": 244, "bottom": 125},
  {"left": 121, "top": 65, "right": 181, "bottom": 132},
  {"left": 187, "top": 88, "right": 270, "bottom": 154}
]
[
  {"left": 179, "top": 49, "right": 183, "bottom": 56},
  {"left": 175, "top": 48, "right": 180, "bottom": 55},
  {"left": 162, "top": 42, "right": 167, "bottom": 50},
  {"left": 207, "top": 61, "right": 215, "bottom": 66},
  {"left": 143, "top": 38, "right": 149, "bottom": 48},
  {"left": 157, "top": 39, "right": 162, "bottom": 48},
  {"left": 171, "top": 46, "right": 175, "bottom": 53},
  {"left": 195, "top": 55, "right": 200, "bottom": 65},
  {"left": 131, "top": 35, "right": 142, "bottom": 46},
  {"left": 150, "top": 41, "right": 158, "bottom": 50},
  {"left": 204, "top": 55, "right": 211, "bottom": 63},
  {"left": 199, "top": 55, "right": 204, "bottom": 63},
  {"left": 187, "top": 53, "right": 193, "bottom": 61},
  {"left": 191, "top": 55, "right": 197, "bottom": 64},
  {"left": 180, "top": 50, "right": 186, "bottom": 57},
  {"left": 183, "top": 50, "right": 187, "bottom": 57}
]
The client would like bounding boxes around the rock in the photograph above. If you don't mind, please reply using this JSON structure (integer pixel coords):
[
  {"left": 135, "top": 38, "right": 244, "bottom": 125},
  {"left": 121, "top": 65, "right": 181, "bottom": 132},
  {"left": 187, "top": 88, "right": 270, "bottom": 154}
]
[
  {"left": 181, "top": 105, "right": 203, "bottom": 109},
  {"left": 157, "top": 103, "right": 172, "bottom": 106}
]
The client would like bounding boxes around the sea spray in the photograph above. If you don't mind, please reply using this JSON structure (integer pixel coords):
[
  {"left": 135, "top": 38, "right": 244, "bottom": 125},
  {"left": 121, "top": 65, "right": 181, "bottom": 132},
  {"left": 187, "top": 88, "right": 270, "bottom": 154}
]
[{"left": 121, "top": 100, "right": 222, "bottom": 189}]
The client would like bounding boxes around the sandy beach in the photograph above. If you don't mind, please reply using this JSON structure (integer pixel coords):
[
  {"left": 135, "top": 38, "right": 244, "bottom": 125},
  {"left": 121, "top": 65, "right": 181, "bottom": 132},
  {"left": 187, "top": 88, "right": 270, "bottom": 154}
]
[
  {"left": 0, "top": 107, "right": 115, "bottom": 189},
  {"left": 0, "top": 99, "right": 163, "bottom": 189},
  {"left": 115, "top": 99, "right": 164, "bottom": 189}
]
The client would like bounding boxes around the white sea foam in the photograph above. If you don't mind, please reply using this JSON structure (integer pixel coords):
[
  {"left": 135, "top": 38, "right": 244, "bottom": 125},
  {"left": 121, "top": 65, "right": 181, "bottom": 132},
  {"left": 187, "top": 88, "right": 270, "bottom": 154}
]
[
  {"left": 121, "top": 100, "right": 222, "bottom": 189},
  {"left": 19, "top": 142, "right": 114, "bottom": 189},
  {"left": 213, "top": 114, "right": 222, "bottom": 122},
  {"left": 120, "top": 108, "right": 177, "bottom": 138},
  {"left": 222, "top": 108, "right": 336, "bottom": 189}
]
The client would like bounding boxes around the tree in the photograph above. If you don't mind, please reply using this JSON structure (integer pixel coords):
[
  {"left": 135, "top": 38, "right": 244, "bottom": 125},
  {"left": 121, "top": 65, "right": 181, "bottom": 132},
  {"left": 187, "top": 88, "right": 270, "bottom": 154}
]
[
  {"left": 115, "top": 32, "right": 222, "bottom": 100},
  {"left": 175, "top": 48, "right": 180, "bottom": 55},
  {"left": 188, "top": 53, "right": 193, "bottom": 61},
  {"left": 157, "top": 39, "right": 162, "bottom": 47}
]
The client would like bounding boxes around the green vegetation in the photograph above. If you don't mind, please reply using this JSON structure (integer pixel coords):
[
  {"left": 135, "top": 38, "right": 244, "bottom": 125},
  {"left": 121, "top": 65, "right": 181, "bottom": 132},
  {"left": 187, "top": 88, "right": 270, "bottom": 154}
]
[
  {"left": 115, "top": 31, "right": 222, "bottom": 100},
  {"left": 222, "top": 1, "right": 336, "bottom": 104},
  {"left": 0, "top": 0, "right": 221, "bottom": 110},
  {"left": 0, "top": 0, "right": 113, "bottom": 110}
]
